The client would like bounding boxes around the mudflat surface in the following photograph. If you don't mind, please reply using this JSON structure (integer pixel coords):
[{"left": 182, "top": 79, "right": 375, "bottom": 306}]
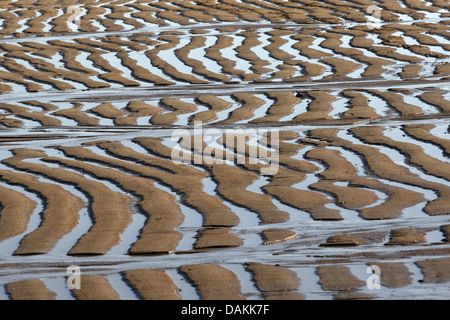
[{"left": 0, "top": 0, "right": 449, "bottom": 300}]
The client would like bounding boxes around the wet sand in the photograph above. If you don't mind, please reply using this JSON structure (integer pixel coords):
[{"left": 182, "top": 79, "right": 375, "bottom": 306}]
[{"left": 0, "top": 0, "right": 449, "bottom": 300}]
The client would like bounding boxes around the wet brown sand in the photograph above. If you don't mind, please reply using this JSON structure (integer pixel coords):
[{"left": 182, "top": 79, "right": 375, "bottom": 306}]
[{"left": 0, "top": 0, "right": 448, "bottom": 300}]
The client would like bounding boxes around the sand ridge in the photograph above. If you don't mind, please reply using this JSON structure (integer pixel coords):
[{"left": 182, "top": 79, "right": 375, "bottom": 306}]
[{"left": 0, "top": 0, "right": 449, "bottom": 301}]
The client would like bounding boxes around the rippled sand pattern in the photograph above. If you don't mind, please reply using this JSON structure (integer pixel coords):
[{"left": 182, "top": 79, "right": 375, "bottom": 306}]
[{"left": 0, "top": 0, "right": 449, "bottom": 300}]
